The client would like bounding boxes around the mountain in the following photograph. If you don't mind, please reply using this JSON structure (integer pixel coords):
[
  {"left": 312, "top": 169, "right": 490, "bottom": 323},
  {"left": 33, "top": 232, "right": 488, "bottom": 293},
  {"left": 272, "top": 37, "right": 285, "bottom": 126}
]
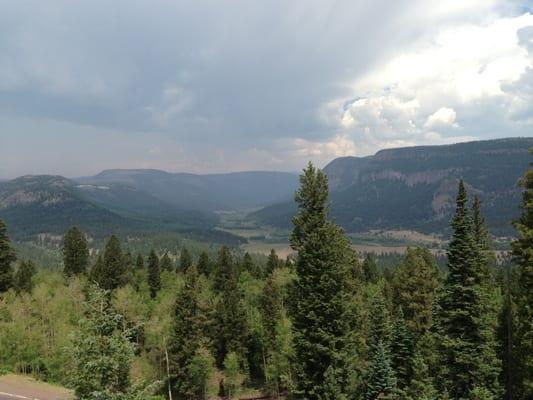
[
  {"left": 0, "top": 175, "right": 129, "bottom": 240},
  {"left": 254, "top": 138, "right": 533, "bottom": 236},
  {"left": 0, "top": 175, "right": 240, "bottom": 244},
  {"left": 76, "top": 170, "right": 299, "bottom": 211}
]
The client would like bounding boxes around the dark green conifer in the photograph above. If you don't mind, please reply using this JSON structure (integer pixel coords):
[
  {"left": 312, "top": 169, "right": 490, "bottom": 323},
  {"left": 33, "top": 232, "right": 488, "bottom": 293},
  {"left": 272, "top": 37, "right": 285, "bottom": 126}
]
[
  {"left": 92, "top": 235, "right": 126, "bottom": 291},
  {"left": 197, "top": 251, "right": 211, "bottom": 275},
  {"left": 266, "top": 249, "right": 281, "bottom": 275},
  {"left": 168, "top": 265, "right": 211, "bottom": 397},
  {"left": 14, "top": 260, "right": 36, "bottom": 293},
  {"left": 362, "top": 253, "right": 379, "bottom": 284},
  {"left": 214, "top": 248, "right": 249, "bottom": 366},
  {"left": 147, "top": 249, "right": 161, "bottom": 299},
  {"left": 512, "top": 149, "right": 533, "bottom": 400},
  {"left": 160, "top": 253, "right": 173, "bottom": 272},
  {"left": 437, "top": 180, "right": 501, "bottom": 398},
  {"left": 260, "top": 275, "right": 283, "bottom": 349},
  {"left": 213, "top": 246, "right": 234, "bottom": 293},
  {"left": 135, "top": 253, "right": 144, "bottom": 269},
  {"left": 62, "top": 226, "right": 89, "bottom": 277},
  {"left": 0, "top": 219, "right": 16, "bottom": 293},
  {"left": 365, "top": 340, "right": 396, "bottom": 400},
  {"left": 179, "top": 248, "right": 192, "bottom": 272},
  {"left": 289, "top": 163, "right": 352, "bottom": 399},
  {"left": 392, "top": 247, "right": 440, "bottom": 335},
  {"left": 241, "top": 252, "right": 260, "bottom": 278},
  {"left": 390, "top": 308, "right": 414, "bottom": 390}
]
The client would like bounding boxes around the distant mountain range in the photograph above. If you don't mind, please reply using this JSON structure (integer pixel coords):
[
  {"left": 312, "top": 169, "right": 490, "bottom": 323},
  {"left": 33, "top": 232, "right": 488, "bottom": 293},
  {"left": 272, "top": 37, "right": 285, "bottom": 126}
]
[
  {"left": 2, "top": 138, "right": 532, "bottom": 242},
  {"left": 254, "top": 138, "right": 533, "bottom": 236},
  {"left": 0, "top": 170, "right": 298, "bottom": 242}
]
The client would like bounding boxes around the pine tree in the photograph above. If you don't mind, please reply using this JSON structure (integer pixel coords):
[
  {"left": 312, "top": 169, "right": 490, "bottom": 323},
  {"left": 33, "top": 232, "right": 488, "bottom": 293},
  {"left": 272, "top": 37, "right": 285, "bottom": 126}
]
[
  {"left": 62, "top": 226, "right": 89, "bottom": 277},
  {"left": 179, "top": 247, "right": 192, "bottom": 272},
  {"left": 369, "top": 293, "right": 391, "bottom": 350},
  {"left": 70, "top": 285, "right": 134, "bottom": 399},
  {"left": 511, "top": 149, "right": 533, "bottom": 400},
  {"left": 14, "top": 260, "right": 36, "bottom": 293},
  {"left": 390, "top": 308, "right": 414, "bottom": 391},
  {"left": 365, "top": 340, "right": 397, "bottom": 400},
  {"left": 241, "top": 252, "right": 260, "bottom": 278},
  {"left": 160, "top": 253, "right": 173, "bottom": 272},
  {"left": 92, "top": 235, "right": 126, "bottom": 291},
  {"left": 392, "top": 247, "right": 440, "bottom": 335},
  {"left": 213, "top": 246, "right": 234, "bottom": 293},
  {"left": 147, "top": 249, "right": 161, "bottom": 299},
  {"left": 406, "top": 346, "right": 438, "bottom": 400},
  {"left": 260, "top": 275, "right": 283, "bottom": 350},
  {"left": 214, "top": 248, "right": 250, "bottom": 367},
  {"left": 0, "top": 219, "right": 16, "bottom": 293},
  {"left": 197, "top": 251, "right": 211, "bottom": 276},
  {"left": 135, "top": 253, "right": 144, "bottom": 269},
  {"left": 289, "top": 163, "right": 352, "bottom": 399},
  {"left": 266, "top": 249, "right": 281, "bottom": 275},
  {"left": 362, "top": 253, "right": 379, "bottom": 284},
  {"left": 437, "top": 180, "right": 501, "bottom": 398},
  {"left": 168, "top": 265, "right": 212, "bottom": 397}
]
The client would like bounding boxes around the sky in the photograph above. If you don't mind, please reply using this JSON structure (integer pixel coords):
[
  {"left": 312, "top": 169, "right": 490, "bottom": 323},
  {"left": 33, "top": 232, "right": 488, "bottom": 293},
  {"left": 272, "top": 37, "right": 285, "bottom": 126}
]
[{"left": 0, "top": 0, "right": 532, "bottom": 178}]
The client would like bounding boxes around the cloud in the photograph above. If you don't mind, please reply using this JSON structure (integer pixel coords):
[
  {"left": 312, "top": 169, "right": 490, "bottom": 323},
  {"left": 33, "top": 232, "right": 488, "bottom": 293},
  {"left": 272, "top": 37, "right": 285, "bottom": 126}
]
[
  {"left": 0, "top": 1, "right": 531, "bottom": 176},
  {"left": 328, "top": 11, "right": 533, "bottom": 155}
]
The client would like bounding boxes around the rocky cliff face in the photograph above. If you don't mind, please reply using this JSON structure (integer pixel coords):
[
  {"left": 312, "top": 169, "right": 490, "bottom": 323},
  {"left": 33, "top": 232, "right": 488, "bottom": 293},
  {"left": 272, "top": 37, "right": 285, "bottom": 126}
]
[{"left": 255, "top": 138, "right": 533, "bottom": 235}]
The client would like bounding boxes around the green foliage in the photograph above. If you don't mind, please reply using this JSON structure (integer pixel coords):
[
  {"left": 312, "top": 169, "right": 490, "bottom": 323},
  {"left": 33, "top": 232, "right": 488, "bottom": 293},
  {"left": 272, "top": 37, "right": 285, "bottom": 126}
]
[
  {"left": 160, "top": 253, "right": 173, "bottom": 272},
  {"left": 92, "top": 235, "right": 127, "bottom": 291},
  {"left": 70, "top": 285, "right": 135, "bottom": 399},
  {"left": 179, "top": 248, "right": 192, "bottom": 272},
  {"left": 62, "top": 226, "right": 89, "bottom": 277},
  {"left": 390, "top": 308, "right": 414, "bottom": 390},
  {"left": 0, "top": 219, "right": 16, "bottom": 293},
  {"left": 266, "top": 248, "right": 281, "bottom": 275},
  {"left": 289, "top": 163, "right": 353, "bottom": 399},
  {"left": 197, "top": 251, "right": 211, "bottom": 275},
  {"left": 223, "top": 352, "right": 245, "bottom": 399},
  {"left": 147, "top": 249, "right": 161, "bottom": 299},
  {"left": 135, "top": 253, "right": 144, "bottom": 269},
  {"left": 362, "top": 253, "right": 379, "bottom": 284},
  {"left": 365, "top": 340, "right": 397, "bottom": 400},
  {"left": 13, "top": 260, "right": 36, "bottom": 293},
  {"left": 511, "top": 148, "right": 533, "bottom": 400},
  {"left": 392, "top": 247, "right": 441, "bottom": 335},
  {"left": 437, "top": 181, "right": 501, "bottom": 398}
]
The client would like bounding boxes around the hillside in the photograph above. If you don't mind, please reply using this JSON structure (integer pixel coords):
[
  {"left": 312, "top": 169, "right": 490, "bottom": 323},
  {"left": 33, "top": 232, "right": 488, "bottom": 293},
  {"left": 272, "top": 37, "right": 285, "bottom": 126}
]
[
  {"left": 77, "top": 169, "right": 299, "bottom": 211},
  {"left": 253, "top": 138, "right": 533, "bottom": 236},
  {"left": 0, "top": 175, "right": 240, "bottom": 244}
]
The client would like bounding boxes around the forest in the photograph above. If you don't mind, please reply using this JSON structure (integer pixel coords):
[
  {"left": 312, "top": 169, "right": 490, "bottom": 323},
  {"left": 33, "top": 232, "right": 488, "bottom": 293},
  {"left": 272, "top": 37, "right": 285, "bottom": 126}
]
[{"left": 0, "top": 155, "right": 532, "bottom": 400}]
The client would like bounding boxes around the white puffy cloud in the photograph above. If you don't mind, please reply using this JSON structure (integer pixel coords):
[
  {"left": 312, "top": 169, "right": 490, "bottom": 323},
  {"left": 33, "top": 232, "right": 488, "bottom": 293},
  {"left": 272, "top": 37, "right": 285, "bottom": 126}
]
[{"left": 329, "top": 11, "right": 533, "bottom": 157}]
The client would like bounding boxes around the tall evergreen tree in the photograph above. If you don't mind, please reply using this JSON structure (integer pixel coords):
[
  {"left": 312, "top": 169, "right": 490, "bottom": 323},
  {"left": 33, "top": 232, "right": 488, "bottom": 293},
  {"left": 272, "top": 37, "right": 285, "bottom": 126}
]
[
  {"left": 214, "top": 248, "right": 250, "bottom": 367},
  {"left": 437, "top": 180, "right": 501, "bottom": 398},
  {"left": 365, "top": 340, "right": 396, "bottom": 400},
  {"left": 92, "top": 235, "right": 126, "bottom": 291},
  {"left": 511, "top": 149, "right": 533, "bottom": 400},
  {"left": 260, "top": 275, "right": 283, "bottom": 350},
  {"left": 160, "top": 253, "right": 173, "bottom": 272},
  {"left": 390, "top": 308, "right": 414, "bottom": 391},
  {"left": 179, "top": 248, "right": 192, "bottom": 272},
  {"left": 266, "top": 249, "right": 281, "bottom": 275},
  {"left": 70, "top": 285, "right": 134, "bottom": 399},
  {"left": 241, "top": 252, "right": 260, "bottom": 278},
  {"left": 147, "top": 249, "right": 161, "bottom": 299},
  {"left": 135, "top": 253, "right": 144, "bottom": 269},
  {"left": 472, "top": 196, "right": 494, "bottom": 283},
  {"left": 289, "top": 163, "right": 353, "bottom": 399},
  {"left": 197, "top": 251, "right": 211, "bottom": 276},
  {"left": 168, "top": 265, "right": 212, "bottom": 398},
  {"left": 213, "top": 246, "right": 234, "bottom": 293},
  {"left": 62, "top": 226, "right": 89, "bottom": 277},
  {"left": 392, "top": 248, "right": 440, "bottom": 335},
  {"left": 0, "top": 219, "right": 16, "bottom": 293},
  {"left": 362, "top": 253, "right": 379, "bottom": 284},
  {"left": 14, "top": 260, "right": 36, "bottom": 294}
]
